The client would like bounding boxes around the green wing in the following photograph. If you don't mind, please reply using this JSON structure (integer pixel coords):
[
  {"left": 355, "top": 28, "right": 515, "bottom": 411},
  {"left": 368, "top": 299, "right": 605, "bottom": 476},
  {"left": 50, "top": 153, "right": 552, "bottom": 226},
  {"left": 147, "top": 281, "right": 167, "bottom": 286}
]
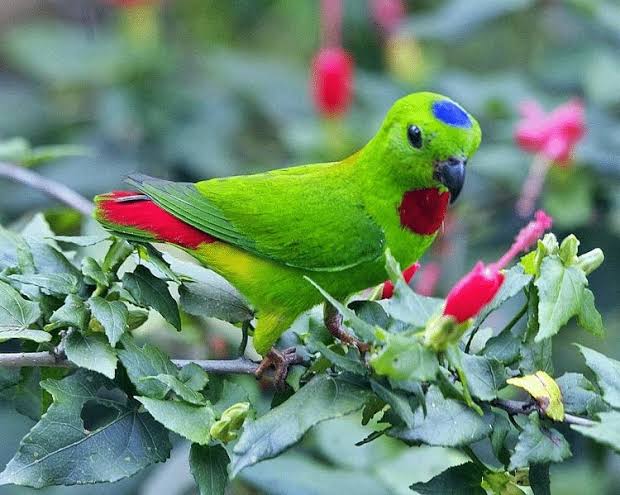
[{"left": 126, "top": 170, "right": 385, "bottom": 272}]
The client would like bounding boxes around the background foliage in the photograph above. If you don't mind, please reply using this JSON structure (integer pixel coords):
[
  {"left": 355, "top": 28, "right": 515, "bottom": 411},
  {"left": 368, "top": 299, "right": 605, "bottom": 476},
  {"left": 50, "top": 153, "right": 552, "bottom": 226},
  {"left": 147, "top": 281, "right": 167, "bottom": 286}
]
[{"left": 0, "top": 0, "right": 619, "bottom": 494}]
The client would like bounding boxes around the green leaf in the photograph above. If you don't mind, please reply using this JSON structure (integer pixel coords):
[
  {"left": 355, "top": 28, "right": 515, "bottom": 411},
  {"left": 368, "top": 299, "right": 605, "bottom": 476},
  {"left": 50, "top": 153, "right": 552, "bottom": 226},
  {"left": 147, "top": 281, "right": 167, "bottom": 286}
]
[
  {"left": 390, "top": 387, "right": 491, "bottom": 447},
  {"left": 370, "top": 332, "right": 439, "bottom": 382},
  {"left": 534, "top": 256, "right": 587, "bottom": 341},
  {"left": 316, "top": 342, "right": 367, "bottom": 375},
  {"left": 88, "top": 296, "right": 128, "bottom": 347},
  {"left": 475, "top": 266, "right": 532, "bottom": 324},
  {"left": 0, "top": 280, "right": 40, "bottom": 328},
  {"left": 127, "top": 309, "right": 149, "bottom": 330},
  {"left": 102, "top": 238, "right": 134, "bottom": 273},
  {"left": 81, "top": 257, "right": 109, "bottom": 287},
  {"left": 9, "top": 273, "right": 79, "bottom": 295},
  {"left": 370, "top": 380, "right": 414, "bottom": 428},
  {"left": 179, "top": 363, "right": 209, "bottom": 391},
  {"left": 46, "top": 294, "right": 89, "bottom": 331},
  {"left": 189, "top": 443, "right": 230, "bottom": 495},
  {"left": 117, "top": 335, "right": 178, "bottom": 398},
  {"left": 0, "top": 327, "right": 51, "bottom": 342},
  {"left": 136, "top": 396, "right": 215, "bottom": 445},
  {"left": 572, "top": 411, "right": 620, "bottom": 453},
  {"left": 122, "top": 265, "right": 181, "bottom": 331},
  {"left": 0, "top": 370, "right": 170, "bottom": 487},
  {"left": 142, "top": 374, "right": 207, "bottom": 405},
  {"left": 576, "top": 289, "right": 604, "bottom": 337},
  {"left": 460, "top": 351, "right": 507, "bottom": 401},
  {"left": 490, "top": 410, "right": 513, "bottom": 466},
  {"left": 231, "top": 374, "right": 371, "bottom": 476},
  {"left": 409, "top": 462, "right": 484, "bottom": 495},
  {"left": 520, "top": 290, "right": 553, "bottom": 375},
  {"left": 180, "top": 279, "right": 253, "bottom": 324},
  {"left": 137, "top": 244, "right": 182, "bottom": 283},
  {"left": 528, "top": 464, "right": 551, "bottom": 495},
  {"left": 575, "top": 345, "right": 620, "bottom": 408},
  {"left": 65, "top": 332, "right": 117, "bottom": 379},
  {"left": 508, "top": 414, "right": 571, "bottom": 470},
  {"left": 482, "top": 327, "right": 521, "bottom": 364},
  {"left": 556, "top": 372, "right": 606, "bottom": 416}
]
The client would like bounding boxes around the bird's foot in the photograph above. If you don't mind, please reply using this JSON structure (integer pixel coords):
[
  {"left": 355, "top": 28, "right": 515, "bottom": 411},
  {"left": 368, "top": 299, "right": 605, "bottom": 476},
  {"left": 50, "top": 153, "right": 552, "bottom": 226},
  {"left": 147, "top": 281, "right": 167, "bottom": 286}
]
[
  {"left": 324, "top": 304, "right": 370, "bottom": 353},
  {"left": 254, "top": 347, "right": 299, "bottom": 390}
]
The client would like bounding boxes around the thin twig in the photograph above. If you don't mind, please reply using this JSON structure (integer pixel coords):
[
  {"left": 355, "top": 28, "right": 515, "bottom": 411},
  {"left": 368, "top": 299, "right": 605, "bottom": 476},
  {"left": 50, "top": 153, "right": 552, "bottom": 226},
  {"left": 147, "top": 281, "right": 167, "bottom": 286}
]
[
  {"left": 0, "top": 161, "right": 94, "bottom": 215},
  {"left": 492, "top": 398, "right": 596, "bottom": 427},
  {"left": 0, "top": 351, "right": 260, "bottom": 375}
]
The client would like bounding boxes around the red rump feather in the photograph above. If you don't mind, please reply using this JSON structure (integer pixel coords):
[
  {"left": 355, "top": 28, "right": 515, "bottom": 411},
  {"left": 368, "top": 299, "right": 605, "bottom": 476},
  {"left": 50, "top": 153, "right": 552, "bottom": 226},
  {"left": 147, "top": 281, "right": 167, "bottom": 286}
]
[
  {"left": 399, "top": 188, "right": 449, "bottom": 235},
  {"left": 99, "top": 191, "right": 216, "bottom": 249}
]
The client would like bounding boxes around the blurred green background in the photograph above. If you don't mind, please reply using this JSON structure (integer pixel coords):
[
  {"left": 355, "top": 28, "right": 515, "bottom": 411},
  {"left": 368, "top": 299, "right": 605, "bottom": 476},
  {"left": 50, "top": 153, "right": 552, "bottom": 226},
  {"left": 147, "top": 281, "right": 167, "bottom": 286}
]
[{"left": 0, "top": 0, "right": 619, "bottom": 493}]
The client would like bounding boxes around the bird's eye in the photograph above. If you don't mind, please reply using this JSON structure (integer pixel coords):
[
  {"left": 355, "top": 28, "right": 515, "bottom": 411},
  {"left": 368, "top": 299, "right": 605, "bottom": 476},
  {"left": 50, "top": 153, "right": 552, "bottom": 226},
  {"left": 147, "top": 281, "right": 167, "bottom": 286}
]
[{"left": 407, "top": 125, "right": 423, "bottom": 149}]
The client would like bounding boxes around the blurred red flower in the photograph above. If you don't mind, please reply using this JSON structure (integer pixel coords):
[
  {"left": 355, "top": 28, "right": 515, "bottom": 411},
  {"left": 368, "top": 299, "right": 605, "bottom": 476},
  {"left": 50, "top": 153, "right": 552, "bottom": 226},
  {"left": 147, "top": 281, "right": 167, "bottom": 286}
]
[
  {"left": 370, "top": 0, "right": 406, "bottom": 34},
  {"left": 381, "top": 262, "right": 419, "bottom": 299},
  {"left": 310, "top": 47, "right": 354, "bottom": 118},
  {"left": 515, "top": 99, "right": 585, "bottom": 165}
]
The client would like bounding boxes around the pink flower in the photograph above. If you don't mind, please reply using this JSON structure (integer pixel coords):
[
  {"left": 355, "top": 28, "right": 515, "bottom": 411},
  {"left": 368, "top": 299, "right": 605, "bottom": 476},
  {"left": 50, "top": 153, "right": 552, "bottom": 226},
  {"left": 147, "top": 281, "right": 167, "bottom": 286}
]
[
  {"left": 414, "top": 262, "right": 441, "bottom": 297},
  {"left": 381, "top": 263, "right": 419, "bottom": 299},
  {"left": 515, "top": 99, "right": 585, "bottom": 165},
  {"left": 443, "top": 210, "right": 553, "bottom": 322},
  {"left": 370, "top": 0, "right": 406, "bottom": 34},
  {"left": 310, "top": 47, "right": 354, "bottom": 117}
]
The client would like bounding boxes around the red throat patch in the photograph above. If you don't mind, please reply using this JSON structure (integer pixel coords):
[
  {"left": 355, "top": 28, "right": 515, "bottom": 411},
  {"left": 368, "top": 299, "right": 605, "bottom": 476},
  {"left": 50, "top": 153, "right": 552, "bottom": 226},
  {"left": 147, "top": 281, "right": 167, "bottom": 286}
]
[
  {"left": 399, "top": 188, "right": 450, "bottom": 235},
  {"left": 99, "top": 191, "right": 217, "bottom": 249}
]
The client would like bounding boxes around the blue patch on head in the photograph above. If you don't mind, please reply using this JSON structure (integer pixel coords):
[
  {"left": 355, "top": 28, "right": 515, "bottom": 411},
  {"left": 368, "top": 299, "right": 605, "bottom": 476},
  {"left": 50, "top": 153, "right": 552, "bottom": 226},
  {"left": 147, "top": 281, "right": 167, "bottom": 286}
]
[{"left": 432, "top": 100, "right": 471, "bottom": 128}]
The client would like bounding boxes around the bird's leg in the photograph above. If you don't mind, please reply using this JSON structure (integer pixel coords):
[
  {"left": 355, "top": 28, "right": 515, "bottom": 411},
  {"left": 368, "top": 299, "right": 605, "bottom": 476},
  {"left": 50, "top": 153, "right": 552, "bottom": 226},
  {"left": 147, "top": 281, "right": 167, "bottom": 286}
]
[
  {"left": 323, "top": 303, "right": 369, "bottom": 353},
  {"left": 254, "top": 347, "right": 300, "bottom": 390}
]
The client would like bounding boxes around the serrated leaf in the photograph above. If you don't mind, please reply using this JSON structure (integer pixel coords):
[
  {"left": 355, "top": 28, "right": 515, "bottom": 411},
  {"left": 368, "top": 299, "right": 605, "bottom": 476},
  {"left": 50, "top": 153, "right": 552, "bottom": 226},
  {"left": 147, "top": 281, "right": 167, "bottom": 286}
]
[
  {"left": 0, "top": 370, "right": 170, "bottom": 487},
  {"left": 180, "top": 279, "right": 253, "bottom": 324},
  {"left": 136, "top": 396, "right": 214, "bottom": 445},
  {"left": 576, "top": 289, "right": 604, "bottom": 337},
  {"left": 0, "top": 327, "right": 51, "bottom": 342},
  {"left": 556, "top": 372, "right": 606, "bottom": 416},
  {"left": 46, "top": 294, "right": 89, "bottom": 331},
  {"left": 576, "top": 345, "right": 620, "bottom": 408},
  {"left": 189, "top": 443, "right": 229, "bottom": 495},
  {"left": 316, "top": 342, "right": 367, "bottom": 375},
  {"left": 390, "top": 386, "right": 491, "bottom": 447},
  {"left": 117, "top": 335, "right": 178, "bottom": 398},
  {"left": 0, "top": 280, "right": 41, "bottom": 328},
  {"left": 81, "top": 257, "right": 109, "bottom": 287},
  {"left": 136, "top": 244, "right": 181, "bottom": 283},
  {"left": 370, "top": 332, "right": 439, "bottom": 381},
  {"left": 9, "top": 273, "right": 79, "bottom": 295},
  {"left": 102, "top": 238, "right": 134, "bottom": 273},
  {"left": 409, "top": 462, "right": 484, "bottom": 495},
  {"left": 88, "top": 296, "right": 128, "bottom": 346},
  {"left": 460, "top": 351, "right": 507, "bottom": 401},
  {"left": 482, "top": 327, "right": 521, "bottom": 364},
  {"left": 535, "top": 256, "right": 587, "bottom": 341},
  {"left": 142, "top": 374, "right": 206, "bottom": 405},
  {"left": 28, "top": 241, "right": 81, "bottom": 280},
  {"left": 571, "top": 411, "right": 620, "bottom": 453},
  {"left": 127, "top": 309, "right": 149, "bottom": 330},
  {"left": 231, "top": 374, "right": 371, "bottom": 476},
  {"left": 122, "top": 265, "right": 181, "bottom": 331},
  {"left": 370, "top": 380, "right": 414, "bottom": 428},
  {"left": 507, "top": 371, "right": 564, "bottom": 421},
  {"left": 65, "top": 332, "right": 117, "bottom": 379},
  {"left": 508, "top": 414, "right": 571, "bottom": 470},
  {"left": 179, "top": 363, "right": 209, "bottom": 391}
]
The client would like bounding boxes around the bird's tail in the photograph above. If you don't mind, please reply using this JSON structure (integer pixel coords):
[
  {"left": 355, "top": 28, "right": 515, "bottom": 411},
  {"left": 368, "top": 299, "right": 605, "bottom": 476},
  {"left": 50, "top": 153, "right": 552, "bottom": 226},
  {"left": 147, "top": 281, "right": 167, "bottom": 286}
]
[{"left": 94, "top": 190, "right": 216, "bottom": 249}]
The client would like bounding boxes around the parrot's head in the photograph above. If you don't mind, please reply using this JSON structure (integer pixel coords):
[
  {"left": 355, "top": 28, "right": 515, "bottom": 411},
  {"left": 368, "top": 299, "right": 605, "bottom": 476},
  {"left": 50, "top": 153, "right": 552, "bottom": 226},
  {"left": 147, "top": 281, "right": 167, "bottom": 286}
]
[{"left": 373, "top": 91, "right": 481, "bottom": 203}]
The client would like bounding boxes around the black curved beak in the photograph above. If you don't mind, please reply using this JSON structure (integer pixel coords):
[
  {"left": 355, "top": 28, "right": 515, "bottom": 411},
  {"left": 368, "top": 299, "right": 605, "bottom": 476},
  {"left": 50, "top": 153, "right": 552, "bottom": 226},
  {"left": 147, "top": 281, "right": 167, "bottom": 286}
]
[{"left": 434, "top": 157, "right": 467, "bottom": 203}]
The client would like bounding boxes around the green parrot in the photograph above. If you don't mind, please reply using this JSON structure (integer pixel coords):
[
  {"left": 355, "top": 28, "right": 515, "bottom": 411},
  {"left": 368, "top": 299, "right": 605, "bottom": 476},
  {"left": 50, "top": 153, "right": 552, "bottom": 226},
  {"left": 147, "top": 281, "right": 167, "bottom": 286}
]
[{"left": 95, "top": 92, "right": 481, "bottom": 376}]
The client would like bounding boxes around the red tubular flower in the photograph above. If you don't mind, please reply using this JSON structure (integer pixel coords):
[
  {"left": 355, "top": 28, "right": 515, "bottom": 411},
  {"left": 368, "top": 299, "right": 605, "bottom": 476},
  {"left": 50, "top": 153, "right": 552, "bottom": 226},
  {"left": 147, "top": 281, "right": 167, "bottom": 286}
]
[
  {"left": 414, "top": 261, "right": 441, "bottom": 297},
  {"left": 311, "top": 47, "right": 354, "bottom": 118},
  {"left": 381, "top": 263, "right": 419, "bottom": 299},
  {"left": 370, "top": 0, "right": 406, "bottom": 34},
  {"left": 442, "top": 210, "right": 553, "bottom": 322},
  {"left": 443, "top": 262, "right": 505, "bottom": 323}
]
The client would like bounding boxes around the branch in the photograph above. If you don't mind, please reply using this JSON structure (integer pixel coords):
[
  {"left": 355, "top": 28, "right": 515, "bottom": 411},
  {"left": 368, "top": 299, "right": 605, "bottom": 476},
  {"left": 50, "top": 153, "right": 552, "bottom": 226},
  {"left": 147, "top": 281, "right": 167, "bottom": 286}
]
[
  {"left": 0, "top": 161, "right": 94, "bottom": 216},
  {"left": 492, "top": 398, "right": 596, "bottom": 427},
  {"left": 0, "top": 351, "right": 260, "bottom": 375}
]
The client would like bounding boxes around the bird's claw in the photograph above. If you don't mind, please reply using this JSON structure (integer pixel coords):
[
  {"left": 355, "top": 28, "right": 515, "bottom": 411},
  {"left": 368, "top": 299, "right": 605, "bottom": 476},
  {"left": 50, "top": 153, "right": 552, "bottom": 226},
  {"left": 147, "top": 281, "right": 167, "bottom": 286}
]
[
  {"left": 324, "top": 304, "right": 370, "bottom": 353},
  {"left": 254, "top": 347, "right": 299, "bottom": 390}
]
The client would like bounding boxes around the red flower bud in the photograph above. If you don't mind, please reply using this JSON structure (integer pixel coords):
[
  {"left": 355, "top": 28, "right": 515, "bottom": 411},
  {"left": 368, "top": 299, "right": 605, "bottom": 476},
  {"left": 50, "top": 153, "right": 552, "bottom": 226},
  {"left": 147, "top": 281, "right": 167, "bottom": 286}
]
[
  {"left": 310, "top": 47, "right": 354, "bottom": 117},
  {"left": 443, "top": 262, "right": 505, "bottom": 323},
  {"left": 381, "top": 263, "right": 419, "bottom": 299}
]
